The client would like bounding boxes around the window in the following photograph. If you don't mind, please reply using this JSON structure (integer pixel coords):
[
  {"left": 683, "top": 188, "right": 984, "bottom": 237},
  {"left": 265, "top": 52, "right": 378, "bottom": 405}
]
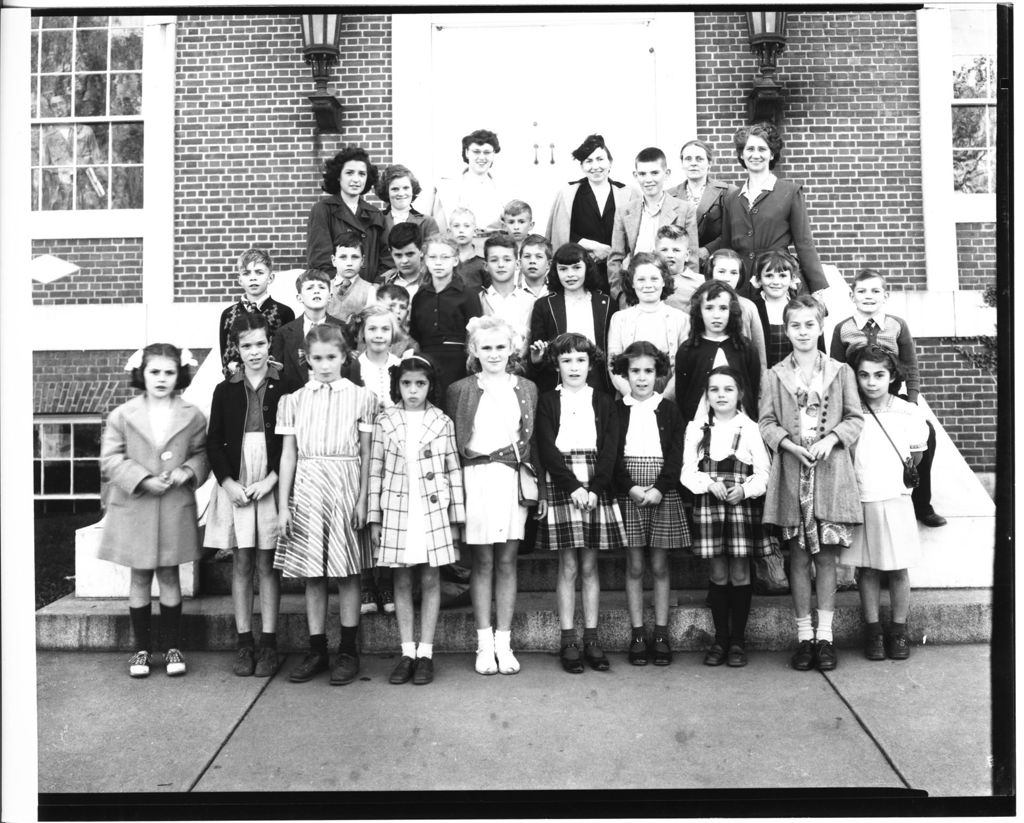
[
  {"left": 33, "top": 416, "right": 103, "bottom": 500},
  {"left": 30, "top": 15, "right": 144, "bottom": 211},
  {"left": 951, "top": 8, "right": 996, "bottom": 193}
]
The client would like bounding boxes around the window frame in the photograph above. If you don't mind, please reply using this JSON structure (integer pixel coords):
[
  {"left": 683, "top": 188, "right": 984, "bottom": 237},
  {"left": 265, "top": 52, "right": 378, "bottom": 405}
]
[{"left": 33, "top": 414, "right": 104, "bottom": 501}]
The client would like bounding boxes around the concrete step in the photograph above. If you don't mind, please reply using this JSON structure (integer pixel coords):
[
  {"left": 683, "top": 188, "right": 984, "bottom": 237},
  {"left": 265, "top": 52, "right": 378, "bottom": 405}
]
[
  {"left": 196, "top": 550, "right": 717, "bottom": 595},
  {"left": 36, "top": 588, "right": 991, "bottom": 653}
]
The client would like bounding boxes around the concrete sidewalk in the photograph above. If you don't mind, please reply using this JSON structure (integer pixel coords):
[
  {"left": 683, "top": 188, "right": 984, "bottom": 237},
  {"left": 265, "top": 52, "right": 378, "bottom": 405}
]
[{"left": 37, "top": 645, "right": 993, "bottom": 797}]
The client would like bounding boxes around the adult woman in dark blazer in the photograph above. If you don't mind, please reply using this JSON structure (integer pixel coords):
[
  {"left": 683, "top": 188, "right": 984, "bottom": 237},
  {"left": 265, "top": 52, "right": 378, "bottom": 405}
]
[
  {"left": 376, "top": 163, "right": 440, "bottom": 241},
  {"left": 547, "top": 134, "right": 633, "bottom": 295},
  {"left": 527, "top": 243, "right": 615, "bottom": 394},
  {"left": 306, "top": 146, "right": 392, "bottom": 282},
  {"left": 666, "top": 139, "right": 733, "bottom": 270},
  {"left": 719, "top": 122, "right": 828, "bottom": 294}
]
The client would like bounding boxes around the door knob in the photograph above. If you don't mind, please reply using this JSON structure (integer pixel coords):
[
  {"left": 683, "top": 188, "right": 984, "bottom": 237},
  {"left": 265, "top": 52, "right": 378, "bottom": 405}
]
[{"left": 549, "top": 143, "right": 555, "bottom": 165}]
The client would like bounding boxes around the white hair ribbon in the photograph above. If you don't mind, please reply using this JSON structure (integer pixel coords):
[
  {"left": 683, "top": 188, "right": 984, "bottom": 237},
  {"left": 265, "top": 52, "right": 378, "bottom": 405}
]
[{"left": 123, "top": 349, "right": 144, "bottom": 372}]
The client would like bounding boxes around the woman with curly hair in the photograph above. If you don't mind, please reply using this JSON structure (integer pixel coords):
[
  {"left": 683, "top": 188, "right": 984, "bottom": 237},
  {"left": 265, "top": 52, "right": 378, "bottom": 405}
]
[
  {"left": 432, "top": 128, "right": 505, "bottom": 244},
  {"left": 376, "top": 163, "right": 440, "bottom": 240},
  {"left": 306, "top": 145, "right": 392, "bottom": 281}
]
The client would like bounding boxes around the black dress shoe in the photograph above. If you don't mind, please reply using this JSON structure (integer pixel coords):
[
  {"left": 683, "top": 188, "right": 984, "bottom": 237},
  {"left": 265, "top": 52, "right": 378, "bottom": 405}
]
[
  {"left": 388, "top": 656, "right": 416, "bottom": 684},
  {"left": 704, "top": 642, "right": 727, "bottom": 666},
  {"left": 790, "top": 640, "right": 816, "bottom": 671},
  {"left": 864, "top": 633, "right": 886, "bottom": 661},
  {"left": 330, "top": 652, "right": 360, "bottom": 685},
  {"left": 888, "top": 633, "right": 911, "bottom": 660},
  {"left": 628, "top": 635, "right": 649, "bottom": 666},
  {"left": 815, "top": 640, "right": 837, "bottom": 671},
  {"left": 560, "top": 642, "right": 584, "bottom": 674},
  {"left": 412, "top": 657, "right": 434, "bottom": 685},
  {"left": 918, "top": 512, "right": 947, "bottom": 528},
  {"left": 651, "top": 635, "right": 673, "bottom": 666},
  {"left": 288, "top": 652, "right": 329, "bottom": 683},
  {"left": 583, "top": 642, "right": 610, "bottom": 671},
  {"left": 726, "top": 644, "right": 748, "bottom": 667}
]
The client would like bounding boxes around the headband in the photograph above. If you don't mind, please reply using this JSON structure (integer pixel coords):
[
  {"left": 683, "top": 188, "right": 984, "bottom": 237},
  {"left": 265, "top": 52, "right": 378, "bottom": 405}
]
[{"left": 400, "top": 349, "right": 432, "bottom": 367}]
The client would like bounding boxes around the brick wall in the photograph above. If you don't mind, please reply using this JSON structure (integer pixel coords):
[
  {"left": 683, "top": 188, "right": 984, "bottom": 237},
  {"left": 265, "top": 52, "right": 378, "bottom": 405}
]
[
  {"left": 695, "top": 11, "right": 926, "bottom": 289},
  {"left": 32, "top": 238, "right": 143, "bottom": 305},
  {"left": 174, "top": 13, "right": 392, "bottom": 302},
  {"left": 34, "top": 349, "right": 211, "bottom": 415},
  {"left": 916, "top": 338, "right": 997, "bottom": 472},
  {"left": 956, "top": 222, "right": 997, "bottom": 290}
]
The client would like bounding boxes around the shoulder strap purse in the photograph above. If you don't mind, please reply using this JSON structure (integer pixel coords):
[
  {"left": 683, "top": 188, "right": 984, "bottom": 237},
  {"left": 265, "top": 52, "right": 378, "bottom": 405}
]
[{"left": 865, "top": 402, "right": 919, "bottom": 489}]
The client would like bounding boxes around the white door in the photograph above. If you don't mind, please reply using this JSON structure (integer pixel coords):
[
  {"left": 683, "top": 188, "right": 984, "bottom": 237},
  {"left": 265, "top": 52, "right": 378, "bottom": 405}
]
[{"left": 422, "top": 14, "right": 664, "bottom": 230}]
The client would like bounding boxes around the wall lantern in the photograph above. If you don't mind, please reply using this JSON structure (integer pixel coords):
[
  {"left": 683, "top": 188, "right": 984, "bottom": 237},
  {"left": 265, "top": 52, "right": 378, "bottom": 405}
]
[
  {"left": 745, "top": 11, "right": 788, "bottom": 126},
  {"left": 300, "top": 13, "right": 343, "bottom": 133}
]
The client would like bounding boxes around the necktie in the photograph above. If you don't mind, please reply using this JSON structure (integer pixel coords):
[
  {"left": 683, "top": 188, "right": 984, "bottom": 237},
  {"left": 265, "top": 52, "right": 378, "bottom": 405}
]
[{"left": 864, "top": 319, "right": 879, "bottom": 345}]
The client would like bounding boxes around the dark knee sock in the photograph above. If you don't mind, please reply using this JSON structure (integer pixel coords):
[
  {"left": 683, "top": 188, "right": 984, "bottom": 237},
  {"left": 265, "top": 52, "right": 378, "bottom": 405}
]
[
  {"left": 560, "top": 628, "right": 577, "bottom": 646},
  {"left": 310, "top": 633, "right": 328, "bottom": 656},
  {"left": 237, "top": 630, "right": 254, "bottom": 649},
  {"left": 583, "top": 627, "right": 598, "bottom": 646},
  {"left": 728, "top": 584, "right": 753, "bottom": 646},
  {"left": 259, "top": 631, "right": 277, "bottom": 649},
  {"left": 339, "top": 624, "right": 359, "bottom": 656},
  {"left": 631, "top": 626, "right": 646, "bottom": 643},
  {"left": 707, "top": 581, "right": 731, "bottom": 645},
  {"left": 866, "top": 621, "right": 883, "bottom": 638},
  {"left": 891, "top": 621, "right": 907, "bottom": 636},
  {"left": 129, "top": 605, "right": 152, "bottom": 652},
  {"left": 653, "top": 623, "right": 668, "bottom": 640},
  {"left": 158, "top": 602, "right": 182, "bottom": 652}
]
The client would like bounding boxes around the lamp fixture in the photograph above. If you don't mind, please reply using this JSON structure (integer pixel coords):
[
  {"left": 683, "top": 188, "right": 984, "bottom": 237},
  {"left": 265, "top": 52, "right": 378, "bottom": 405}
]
[
  {"left": 300, "top": 14, "right": 343, "bottom": 133},
  {"left": 745, "top": 12, "right": 789, "bottom": 125}
]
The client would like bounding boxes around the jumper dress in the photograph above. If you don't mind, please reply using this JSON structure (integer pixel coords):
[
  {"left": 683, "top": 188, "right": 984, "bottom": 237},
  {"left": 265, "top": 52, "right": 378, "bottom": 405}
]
[{"left": 692, "top": 428, "right": 773, "bottom": 559}]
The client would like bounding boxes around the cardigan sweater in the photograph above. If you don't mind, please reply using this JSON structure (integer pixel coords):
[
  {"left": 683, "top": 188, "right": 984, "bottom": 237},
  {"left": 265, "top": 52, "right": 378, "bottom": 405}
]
[
  {"left": 612, "top": 396, "right": 685, "bottom": 496},
  {"left": 829, "top": 313, "right": 921, "bottom": 403},
  {"left": 674, "top": 336, "right": 763, "bottom": 425},
  {"left": 207, "top": 367, "right": 286, "bottom": 485},
  {"left": 758, "top": 355, "right": 864, "bottom": 526},
  {"left": 535, "top": 389, "right": 620, "bottom": 495},
  {"left": 446, "top": 374, "right": 540, "bottom": 470},
  {"left": 527, "top": 291, "right": 615, "bottom": 394}
]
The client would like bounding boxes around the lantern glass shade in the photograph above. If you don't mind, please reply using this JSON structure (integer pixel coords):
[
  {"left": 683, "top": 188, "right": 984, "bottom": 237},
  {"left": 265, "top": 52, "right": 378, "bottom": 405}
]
[
  {"left": 747, "top": 11, "right": 787, "bottom": 45},
  {"left": 301, "top": 13, "right": 342, "bottom": 55}
]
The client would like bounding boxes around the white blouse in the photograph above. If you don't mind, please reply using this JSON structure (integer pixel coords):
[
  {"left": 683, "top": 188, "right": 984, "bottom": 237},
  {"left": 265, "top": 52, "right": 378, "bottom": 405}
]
[
  {"left": 358, "top": 352, "right": 401, "bottom": 409},
  {"left": 468, "top": 375, "right": 521, "bottom": 454},
  {"left": 680, "top": 411, "right": 769, "bottom": 499},
  {"left": 854, "top": 397, "right": 928, "bottom": 502},
  {"left": 554, "top": 385, "right": 598, "bottom": 451},
  {"left": 564, "top": 291, "right": 596, "bottom": 344},
  {"left": 623, "top": 393, "right": 664, "bottom": 457}
]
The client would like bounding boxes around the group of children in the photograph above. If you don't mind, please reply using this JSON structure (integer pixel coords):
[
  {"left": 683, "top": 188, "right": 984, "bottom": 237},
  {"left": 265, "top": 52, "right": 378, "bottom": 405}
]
[{"left": 98, "top": 143, "right": 933, "bottom": 684}]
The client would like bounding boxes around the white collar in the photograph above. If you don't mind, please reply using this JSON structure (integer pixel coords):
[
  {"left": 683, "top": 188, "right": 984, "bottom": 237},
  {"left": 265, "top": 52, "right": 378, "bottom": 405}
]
[
  {"left": 853, "top": 310, "right": 887, "bottom": 329},
  {"left": 740, "top": 173, "right": 777, "bottom": 198},
  {"left": 623, "top": 391, "right": 663, "bottom": 409},
  {"left": 307, "top": 377, "right": 349, "bottom": 392},
  {"left": 556, "top": 384, "right": 593, "bottom": 403}
]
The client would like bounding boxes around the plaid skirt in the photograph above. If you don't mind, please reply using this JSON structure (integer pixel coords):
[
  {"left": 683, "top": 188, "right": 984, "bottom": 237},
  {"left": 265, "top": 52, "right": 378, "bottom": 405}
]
[
  {"left": 541, "top": 449, "right": 626, "bottom": 552},
  {"left": 781, "top": 436, "right": 856, "bottom": 555},
  {"left": 618, "top": 456, "right": 691, "bottom": 550},
  {"left": 692, "top": 455, "right": 774, "bottom": 559}
]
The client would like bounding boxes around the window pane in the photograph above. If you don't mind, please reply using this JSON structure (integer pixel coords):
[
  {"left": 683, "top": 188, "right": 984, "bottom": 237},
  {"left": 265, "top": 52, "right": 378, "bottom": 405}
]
[
  {"left": 110, "top": 73, "right": 142, "bottom": 116},
  {"left": 952, "top": 106, "right": 986, "bottom": 148},
  {"left": 78, "top": 166, "right": 108, "bottom": 209},
  {"left": 950, "top": 9, "right": 996, "bottom": 55},
  {"left": 40, "top": 77, "right": 72, "bottom": 115},
  {"left": 43, "top": 460, "right": 72, "bottom": 495},
  {"left": 77, "top": 16, "right": 109, "bottom": 28},
  {"left": 952, "top": 56, "right": 990, "bottom": 100},
  {"left": 111, "top": 29, "right": 143, "bottom": 70},
  {"left": 31, "top": 31, "right": 39, "bottom": 74},
  {"left": 75, "top": 73, "right": 107, "bottom": 117},
  {"left": 953, "top": 150, "right": 990, "bottom": 193},
  {"left": 40, "top": 30, "right": 73, "bottom": 72},
  {"left": 31, "top": 75, "right": 38, "bottom": 118},
  {"left": 111, "top": 122, "right": 143, "bottom": 163},
  {"left": 76, "top": 423, "right": 103, "bottom": 457},
  {"left": 112, "top": 166, "right": 144, "bottom": 209},
  {"left": 32, "top": 169, "right": 40, "bottom": 211},
  {"left": 39, "top": 423, "right": 72, "bottom": 458},
  {"left": 40, "top": 169, "right": 73, "bottom": 210},
  {"left": 31, "top": 124, "right": 40, "bottom": 166},
  {"left": 41, "top": 17, "right": 73, "bottom": 29},
  {"left": 33, "top": 461, "right": 41, "bottom": 495},
  {"left": 75, "top": 29, "right": 108, "bottom": 72},
  {"left": 987, "top": 107, "right": 997, "bottom": 148},
  {"left": 74, "top": 461, "right": 101, "bottom": 495},
  {"left": 111, "top": 16, "right": 145, "bottom": 28}
]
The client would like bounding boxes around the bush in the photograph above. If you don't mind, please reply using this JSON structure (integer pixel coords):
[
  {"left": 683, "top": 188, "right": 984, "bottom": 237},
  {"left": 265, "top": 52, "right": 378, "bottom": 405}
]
[{"left": 35, "top": 510, "right": 99, "bottom": 610}]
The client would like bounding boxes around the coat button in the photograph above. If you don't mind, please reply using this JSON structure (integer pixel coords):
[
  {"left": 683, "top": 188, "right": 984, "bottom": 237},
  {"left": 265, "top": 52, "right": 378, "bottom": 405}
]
[
  {"left": 429, "top": 493, "right": 438, "bottom": 503},
  {"left": 424, "top": 449, "right": 432, "bottom": 457},
  {"left": 425, "top": 471, "right": 435, "bottom": 480},
  {"left": 751, "top": 207, "right": 758, "bottom": 214}
]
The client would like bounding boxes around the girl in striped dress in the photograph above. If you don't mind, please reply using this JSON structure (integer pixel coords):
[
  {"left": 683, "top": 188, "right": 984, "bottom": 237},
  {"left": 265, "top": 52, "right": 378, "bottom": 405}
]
[
  {"left": 681, "top": 366, "right": 772, "bottom": 668},
  {"left": 611, "top": 341, "right": 690, "bottom": 667},
  {"left": 536, "top": 333, "right": 626, "bottom": 674},
  {"left": 275, "top": 325, "right": 378, "bottom": 686}
]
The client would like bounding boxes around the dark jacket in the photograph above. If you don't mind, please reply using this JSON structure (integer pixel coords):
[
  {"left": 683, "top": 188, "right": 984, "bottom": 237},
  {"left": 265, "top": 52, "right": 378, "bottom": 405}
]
[
  {"left": 674, "top": 336, "right": 763, "bottom": 426},
  {"left": 527, "top": 291, "right": 615, "bottom": 393},
  {"left": 306, "top": 194, "right": 393, "bottom": 281},
  {"left": 535, "top": 389, "right": 619, "bottom": 496},
  {"left": 207, "top": 367, "right": 286, "bottom": 484},
  {"left": 667, "top": 178, "right": 733, "bottom": 257},
  {"left": 612, "top": 397, "right": 685, "bottom": 496},
  {"left": 268, "top": 314, "right": 345, "bottom": 393}
]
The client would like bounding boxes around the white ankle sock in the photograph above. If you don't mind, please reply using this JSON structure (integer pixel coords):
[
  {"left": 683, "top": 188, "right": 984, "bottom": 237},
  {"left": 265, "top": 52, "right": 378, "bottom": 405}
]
[
  {"left": 795, "top": 615, "right": 814, "bottom": 642},
  {"left": 476, "top": 627, "right": 494, "bottom": 650},
  {"left": 401, "top": 641, "right": 416, "bottom": 659},
  {"left": 416, "top": 642, "right": 433, "bottom": 659},
  {"left": 816, "top": 609, "right": 834, "bottom": 643}
]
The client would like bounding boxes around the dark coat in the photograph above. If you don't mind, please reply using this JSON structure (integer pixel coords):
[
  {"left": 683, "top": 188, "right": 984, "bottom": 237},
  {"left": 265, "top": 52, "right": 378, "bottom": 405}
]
[
  {"left": 527, "top": 291, "right": 615, "bottom": 393},
  {"left": 206, "top": 368, "right": 286, "bottom": 485},
  {"left": 674, "top": 336, "right": 763, "bottom": 425},
  {"left": 268, "top": 314, "right": 345, "bottom": 393},
  {"left": 612, "top": 397, "right": 685, "bottom": 496},
  {"left": 667, "top": 178, "right": 734, "bottom": 257},
  {"left": 306, "top": 194, "right": 394, "bottom": 281},
  {"left": 535, "top": 389, "right": 620, "bottom": 496}
]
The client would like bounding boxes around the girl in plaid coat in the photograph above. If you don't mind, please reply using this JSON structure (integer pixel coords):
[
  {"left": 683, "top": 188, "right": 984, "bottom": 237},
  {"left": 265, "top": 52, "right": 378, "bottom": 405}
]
[
  {"left": 681, "top": 366, "right": 771, "bottom": 668},
  {"left": 536, "top": 333, "right": 626, "bottom": 674},
  {"left": 368, "top": 354, "right": 465, "bottom": 686}
]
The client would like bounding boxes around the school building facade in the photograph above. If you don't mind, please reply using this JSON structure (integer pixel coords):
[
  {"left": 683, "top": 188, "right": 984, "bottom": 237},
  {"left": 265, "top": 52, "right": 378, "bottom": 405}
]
[{"left": 4, "top": 8, "right": 999, "bottom": 515}]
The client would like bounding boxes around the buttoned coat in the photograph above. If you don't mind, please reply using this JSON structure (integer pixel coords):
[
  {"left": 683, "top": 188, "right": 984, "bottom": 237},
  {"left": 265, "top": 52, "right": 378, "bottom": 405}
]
[
  {"left": 666, "top": 178, "right": 734, "bottom": 256},
  {"left": 97, "top": 395, "right": 210, "bottom": 568},
  {"left": 758, "top": 356, "right": 864, "bottom": 527},
  {"left": 269, "top": 313, "right": 345, "bottom": 392},
  {"left": 306, "top": 194, "right": 394, "bottom": 282},
  {"left": 719, "top": 179, "right": 827, "bottom": 293},
  {"left": 367, "top": 404, "right": 466, "bottom": 566},
  {"left": 607, "top": 192, "right": 699, "bottom": 301}
]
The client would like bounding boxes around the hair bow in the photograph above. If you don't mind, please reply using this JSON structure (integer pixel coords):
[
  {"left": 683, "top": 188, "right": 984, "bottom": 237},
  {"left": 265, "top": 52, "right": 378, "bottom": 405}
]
[
  {"left": 123, "top": 349, "right": 144, "bottom": 372},
  {"left": 180, "top": 347, "right": 198, "bottom": 368}
]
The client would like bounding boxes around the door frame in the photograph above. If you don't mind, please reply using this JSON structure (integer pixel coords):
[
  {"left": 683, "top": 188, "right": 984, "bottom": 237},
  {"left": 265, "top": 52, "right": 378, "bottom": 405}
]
[{"left": 392, "top": 11, "right": 697, "bottom": 212}]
